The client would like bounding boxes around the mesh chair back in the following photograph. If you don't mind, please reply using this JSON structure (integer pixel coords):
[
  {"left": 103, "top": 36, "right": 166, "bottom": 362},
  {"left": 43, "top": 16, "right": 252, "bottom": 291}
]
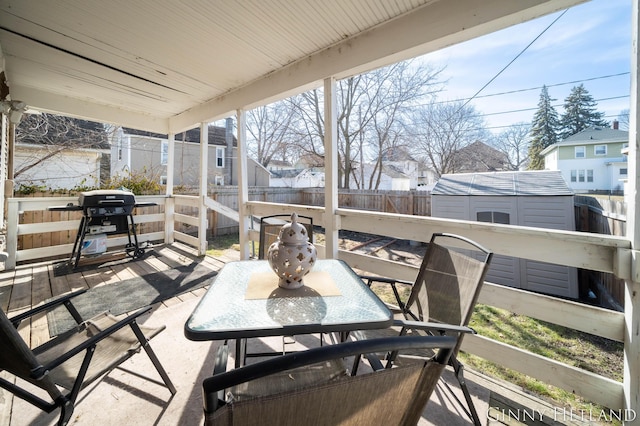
[
  {"left": 204, "top": 335, "right": 455, "bottom": 426},
  {"left": 210, "top": 362, "right": 444, "bottom": 426},
  {"left": 406, "top": 233, "right": 492, "bottom": 331}
]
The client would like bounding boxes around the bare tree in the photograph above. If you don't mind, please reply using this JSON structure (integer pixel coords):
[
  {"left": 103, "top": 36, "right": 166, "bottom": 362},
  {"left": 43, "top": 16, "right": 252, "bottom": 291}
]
[
  {"left": 490, "top": 123, "right": 531, "bottom": 171},
  {"left": 288, "top": 60, "right": 442, "bottom": 188},
  {"left": 15, "top": 113, "right": 108, "bottom": 181},
  {"left": 410, "top": 101, "right": 486, "bottom": 178},
  {"left": 246, "top": 103, "right": 297, "bottom": 167},
  {"left": 617, "top": 109, "right": 629, "bottom": 130}
]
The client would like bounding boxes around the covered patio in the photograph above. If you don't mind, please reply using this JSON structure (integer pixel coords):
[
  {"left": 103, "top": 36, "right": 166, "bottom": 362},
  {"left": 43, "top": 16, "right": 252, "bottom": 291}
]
[
  {"left": 0, "top": 243, "right": 565, "bottom": 425},
  {"left": 1, "top": 0, "right": 639, "bottom": 424}
]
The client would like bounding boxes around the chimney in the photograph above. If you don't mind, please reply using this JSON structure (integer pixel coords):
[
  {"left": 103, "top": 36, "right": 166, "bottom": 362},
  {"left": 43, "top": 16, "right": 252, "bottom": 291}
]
[{"left": 613, "top": 120, "right": 619, "bottom": 130}]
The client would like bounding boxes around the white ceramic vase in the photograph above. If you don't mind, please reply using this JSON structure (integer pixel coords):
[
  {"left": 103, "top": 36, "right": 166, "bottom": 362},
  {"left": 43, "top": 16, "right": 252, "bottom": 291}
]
[{"left": 266, "top": 212, "right": 317, "bottom": 289}]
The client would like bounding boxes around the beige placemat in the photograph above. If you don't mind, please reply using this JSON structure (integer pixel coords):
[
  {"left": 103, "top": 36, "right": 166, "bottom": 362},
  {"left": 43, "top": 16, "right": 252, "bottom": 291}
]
[{"left": 245, "top": 271, "right": 341, "bottom": 299}]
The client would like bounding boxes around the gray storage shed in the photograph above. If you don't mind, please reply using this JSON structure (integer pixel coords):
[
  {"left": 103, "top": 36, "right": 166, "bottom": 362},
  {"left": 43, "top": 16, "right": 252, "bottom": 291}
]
[{"left": 431, "top": 170, "right": 577, "bottom": 299}]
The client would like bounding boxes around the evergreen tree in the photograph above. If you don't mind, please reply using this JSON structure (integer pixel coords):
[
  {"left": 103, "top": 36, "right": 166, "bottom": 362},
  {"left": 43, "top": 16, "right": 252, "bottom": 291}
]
[
  {"left": 528, "top": 85, "right": 560, "bottom": 170},
  {"left": 559, "top": 84, "right": 609, "bottom": 139}
]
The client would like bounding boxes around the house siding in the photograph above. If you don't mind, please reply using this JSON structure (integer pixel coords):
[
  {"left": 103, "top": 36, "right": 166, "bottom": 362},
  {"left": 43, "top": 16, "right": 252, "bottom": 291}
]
[
  {"left": 15, "top": 144, "right": 104, "bottom": 190},
  {"left": 543, "top": 128, "right": 628, "bottom": 193},
  {"left": 558, "top": 142, "right": 626, "bottom": 160}
]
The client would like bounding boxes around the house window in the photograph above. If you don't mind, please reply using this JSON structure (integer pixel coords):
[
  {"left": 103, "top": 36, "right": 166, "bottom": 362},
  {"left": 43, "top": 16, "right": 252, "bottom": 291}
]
[
  {"left": 215, "top": 175, "right": 224, "bottom": 186},
  {"left": 594, "top": 145, "right": 606, "bottom": 155},
  {"left": 161, "top": 140, "right": 168, "bottom": 165},
  {"left": 575, "top": 146, "right": 586, "bottom": 158},
  {"left": 570, "top": 169, "right": 594, "bottom": 183},
  {"left": 160, "top": 176, "right": 167, "bottom": 185},
  {"left": 477, "top": 211, "right": 510, "bottom": 225},
  {"left": 216, "top": 147, "right": 225, "bottom": 168},
  {"left": 621, "top": 168, "right": 628, "bottom": 176},
  {"left": 578, "top": 170, "right": 585, "bottom": 182}
]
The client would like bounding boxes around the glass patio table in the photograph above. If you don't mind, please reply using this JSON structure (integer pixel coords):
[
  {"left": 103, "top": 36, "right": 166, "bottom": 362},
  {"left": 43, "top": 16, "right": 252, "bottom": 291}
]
[{"left": 184, "top": 259, "right": 392, "bottom": 365}]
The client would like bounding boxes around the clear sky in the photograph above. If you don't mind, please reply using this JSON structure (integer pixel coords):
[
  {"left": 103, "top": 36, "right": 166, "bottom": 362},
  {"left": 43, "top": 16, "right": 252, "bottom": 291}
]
[{"left": 419, "top": 0, "right": 632, "bottom": 135}]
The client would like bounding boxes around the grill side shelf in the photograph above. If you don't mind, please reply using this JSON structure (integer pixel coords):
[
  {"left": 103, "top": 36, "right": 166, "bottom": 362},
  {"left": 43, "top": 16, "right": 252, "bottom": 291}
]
[{"left": 48, "top": 205, "right": 83, "bottom": 211}]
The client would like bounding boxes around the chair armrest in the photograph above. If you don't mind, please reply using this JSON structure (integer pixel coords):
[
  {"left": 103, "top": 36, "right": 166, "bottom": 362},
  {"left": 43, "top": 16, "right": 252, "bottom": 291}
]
[
  {"left": 359, "top": 275, "right": 412, "bottom": 312},
  {"left": 394, "top": 319, "right": 475, "bottom": 335},
  {"left": 359, "top": 275, "right": 413, "bottom": 286},
  {"left": 9, "top": 289, "right": 87, "bottom": 327},
  {"left": 32, "top": 305, "right": 153, "bottom": 379}
]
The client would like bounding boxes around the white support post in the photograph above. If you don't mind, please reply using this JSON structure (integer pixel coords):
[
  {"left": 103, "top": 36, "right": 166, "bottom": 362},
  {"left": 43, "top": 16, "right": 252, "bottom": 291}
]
[
  {"left": 323, "top": 77, "right": 339, "bottom": 259},
  {"left": 164, "top": 133, "right": 175, "bottom": 244},
  {"left": 198, "top": 122, "right": 208, "bottom": 255},
  {"left": 4, "top": 198, "right": 17, "bottom": 270},
  {"left": 624, "top": 1, "right": 640, "bottom": 422},
  {"left": 236, "top": 111, "right": 250, "bottom": 260}
]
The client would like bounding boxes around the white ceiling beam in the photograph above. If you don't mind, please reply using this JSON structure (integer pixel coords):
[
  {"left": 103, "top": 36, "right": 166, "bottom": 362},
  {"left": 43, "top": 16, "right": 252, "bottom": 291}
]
[
  {"left": 11, "top": 85, "right": 170, "bottom": 133},
  {"left": 169, "top": 0, "right": 587, "bottom": 133}
]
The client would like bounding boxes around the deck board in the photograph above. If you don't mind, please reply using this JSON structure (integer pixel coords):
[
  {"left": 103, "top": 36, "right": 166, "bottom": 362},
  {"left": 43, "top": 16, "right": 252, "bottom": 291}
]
[
  {"left": 81, "top": 268, "right": 109, "bottom": 288},
  {"left": 7, "top": 268, "right": 33, "bottom": 315},
  {"left": 29, "top": 265, "right": 54, "bottom": 347},
  {"left": 48, "top": 265, "right": 72, "bottom": 297}
]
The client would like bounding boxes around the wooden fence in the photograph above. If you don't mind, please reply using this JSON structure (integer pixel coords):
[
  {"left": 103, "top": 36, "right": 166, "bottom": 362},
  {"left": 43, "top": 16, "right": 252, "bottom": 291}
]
[
  {"left": 302, "top": 188, "right": 431, "bottom": 215},
  {"left": 574, "top": 195, "right": 626, "bottom": 310}
]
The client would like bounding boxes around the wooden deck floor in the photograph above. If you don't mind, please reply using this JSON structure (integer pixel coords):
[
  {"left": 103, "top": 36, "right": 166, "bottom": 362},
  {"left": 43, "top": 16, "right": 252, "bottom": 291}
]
[
  {"left": 0, "top": 243, "right": 580, "bottom": 426},
  {"left": 0, "top": 242, "right": 239, "bottom": 350}
]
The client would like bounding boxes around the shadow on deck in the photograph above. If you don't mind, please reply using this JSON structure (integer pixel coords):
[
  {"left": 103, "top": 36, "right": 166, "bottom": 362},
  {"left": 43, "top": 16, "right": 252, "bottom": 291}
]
[{"left": 0, "top": 242, "right": 582, "bottom": 426}]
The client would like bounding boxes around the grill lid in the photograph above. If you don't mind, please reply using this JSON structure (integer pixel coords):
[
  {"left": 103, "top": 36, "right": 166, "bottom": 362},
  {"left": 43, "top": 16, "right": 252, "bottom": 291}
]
[{"left": 79, "top": 190, "right": 136, "bottom": 207}]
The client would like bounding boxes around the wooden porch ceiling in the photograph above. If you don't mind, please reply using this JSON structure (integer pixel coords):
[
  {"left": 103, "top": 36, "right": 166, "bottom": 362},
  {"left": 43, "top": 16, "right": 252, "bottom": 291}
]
[{"left": 0, "top": 0, "right": 586, "bottom": 134}]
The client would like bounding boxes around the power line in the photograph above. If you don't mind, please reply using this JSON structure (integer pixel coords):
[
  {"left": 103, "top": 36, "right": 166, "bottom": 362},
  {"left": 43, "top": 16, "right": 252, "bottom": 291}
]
[
  {"left": 459, "top": 8, "right": 570, "bottom": 109},
  {"left": 433, "top": 72, "right": 629, "bottom": 105},
  {"left": 476, "top": 95, "right": 629, "bottom": 118}
]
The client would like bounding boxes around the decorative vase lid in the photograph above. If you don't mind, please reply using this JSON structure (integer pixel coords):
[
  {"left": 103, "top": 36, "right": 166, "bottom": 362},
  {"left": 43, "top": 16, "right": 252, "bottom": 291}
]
[{"left": 278, "top": 212, "right": 309, "bottom": 244}]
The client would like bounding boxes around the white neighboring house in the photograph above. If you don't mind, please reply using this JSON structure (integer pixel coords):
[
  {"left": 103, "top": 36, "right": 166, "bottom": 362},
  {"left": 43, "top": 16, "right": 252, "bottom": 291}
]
[
  {"left": 357, "top": 163, "right": 411, "bottom": 190},
  {"left": 540, "top": 124, "right": 628, "bottom": 194},
  {"left": 14, "top": 144, "right": 107, "bottom": 190},
  {"left": 269, "top": 168, "right": 325, "bottom": 188}
]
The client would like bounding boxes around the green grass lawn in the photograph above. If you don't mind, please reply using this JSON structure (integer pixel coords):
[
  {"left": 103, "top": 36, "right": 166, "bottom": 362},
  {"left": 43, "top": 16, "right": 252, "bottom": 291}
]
[{"left": 462, "top": 305, "right": 623, "bottom": 416}]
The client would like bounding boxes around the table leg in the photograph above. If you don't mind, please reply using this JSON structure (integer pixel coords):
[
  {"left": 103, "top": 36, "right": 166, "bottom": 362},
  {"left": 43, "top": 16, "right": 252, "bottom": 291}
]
[{"left": 234, "top": 338, "right": 247, "bottom": 368}]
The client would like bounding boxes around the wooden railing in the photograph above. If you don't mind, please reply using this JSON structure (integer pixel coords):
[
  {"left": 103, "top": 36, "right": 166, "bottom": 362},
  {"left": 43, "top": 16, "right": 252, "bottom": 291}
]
[
  {"left": 4, "top": 195, "right": 206, "bottom": 269},
  {"left": 3, "top": 195, "right": 632, "bottom": 411},
  {"left": 247, "top": 200, "right": 630, "bottom": 411}
]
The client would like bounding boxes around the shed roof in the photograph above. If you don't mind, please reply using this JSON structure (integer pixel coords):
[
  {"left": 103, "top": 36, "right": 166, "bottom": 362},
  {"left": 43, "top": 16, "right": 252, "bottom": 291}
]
[{"left": 432, "top": 171, "right": 574, "bottom": 196}]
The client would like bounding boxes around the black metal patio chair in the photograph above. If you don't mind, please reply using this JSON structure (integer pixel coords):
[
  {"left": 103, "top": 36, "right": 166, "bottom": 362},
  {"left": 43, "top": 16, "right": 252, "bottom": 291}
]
[
  {"left": 203, "top": 334, "right": 459, "bottom": 426},
  {"left": 0, "top": 289, "right": 176, "bottom": 426},
  {"left": 358, "top": 232, "right": 493, "bottom": 426}
]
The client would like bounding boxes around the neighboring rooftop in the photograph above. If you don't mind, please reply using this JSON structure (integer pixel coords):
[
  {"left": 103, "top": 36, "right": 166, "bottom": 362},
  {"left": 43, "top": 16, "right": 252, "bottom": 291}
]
[
  {"left": 123, "top": 125, "right": 236, "bottom": 146},
  {"left": 432, "top": 171, "right": 574, "bottom": 196},
  {"left": 560, "top": 127, "right": 629, "bottom": 144},
  {"left": 450, "top": 141, "right": 509, "bottom": 173}
]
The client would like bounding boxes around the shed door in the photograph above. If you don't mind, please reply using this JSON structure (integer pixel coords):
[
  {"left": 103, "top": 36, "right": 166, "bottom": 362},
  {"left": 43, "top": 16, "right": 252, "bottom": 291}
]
[
  {"left": 517, "top": 197, "right": 578, "bottom": 298},
  {"left": 470, "top": 197, "right": 520, "bottom": 289}
]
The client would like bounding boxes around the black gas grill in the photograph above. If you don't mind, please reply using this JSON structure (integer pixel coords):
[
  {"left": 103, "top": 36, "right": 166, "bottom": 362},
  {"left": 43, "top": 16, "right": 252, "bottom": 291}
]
[
  {"left": 80, "top": 189, "right": 136, "bottom": 218},
  {"left": 50, "top": 189, "right": 152, "bottom": 268}
]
